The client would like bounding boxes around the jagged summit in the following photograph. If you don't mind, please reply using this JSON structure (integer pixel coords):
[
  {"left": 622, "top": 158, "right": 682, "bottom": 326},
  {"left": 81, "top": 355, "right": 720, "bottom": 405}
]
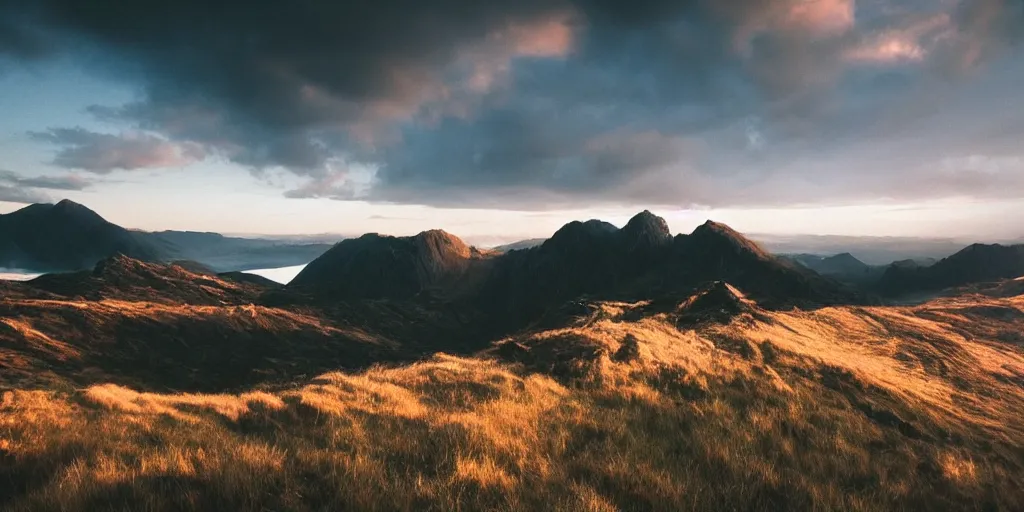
[
  {"left": 414, "top": 229, "right": 474, "bottom": 259},
  {"left": 53, "top": 198, "right": 90, "bottom": 210},
  {"left": 93, "top": 253, "right": 154, "bottom": 276},
  {"left": 687, "top": 220, "right": 771, "bottom": 260},
  {"left": 622, "top": 210, "right": 672, "bottom": 247},
  {"left": 548, "top": 219, "right": 618, "bottom": 241},
  {"left": 290, "top": 229, "right": 490, "bottom": 299}
]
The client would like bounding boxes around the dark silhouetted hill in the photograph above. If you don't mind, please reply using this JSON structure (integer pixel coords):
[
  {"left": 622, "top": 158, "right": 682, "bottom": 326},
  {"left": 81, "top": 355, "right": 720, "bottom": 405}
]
[
  {"left": 0, "top": 200, "right": 160, "bottom": 271},
  {"left": 789, "top": 253, "right": 870, "bottom": 276},
  {"left": 491, "top": 238, "right": 546, "bottom": 253},
  {"left": 289, "top": 230, "right": 494, "bottom": 300},
  {"left": 291, "top": 212, "right": 861, "bottom": 326},
  {"left": 26, "top": 255, "right": 276, "bottom": 305},
  {"left": 879, "top": 243, "right": 1024, "bottom": 296}
]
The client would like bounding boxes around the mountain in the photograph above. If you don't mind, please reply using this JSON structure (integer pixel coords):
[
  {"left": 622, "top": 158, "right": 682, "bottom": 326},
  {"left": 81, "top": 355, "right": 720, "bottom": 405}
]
[
  {"left": 0, "top": 199, "right": 161, "bottom": 271},
  {"left": 289, "top": 230, "right": 494, "bottom": 300},
  {"left": 138, "top": 230, "right": 332, "bottom": 272},
  {"left": 789, "top": 252, "right": 870, "bottom": 276},
  {"left": 491, "top": 238, "right": 546, "bottom": 253},
  {"left": 287, "top": 211, "right": 862, "bottom": 332},
  {"left": 0, "top": 200, "right": 331, "bottom": 273},
  {"left": 879, "top": 243, "right": 1024, "bottom": 296},
  {"left": 753, "top": 233, "right": 966, "bottom": 265}
]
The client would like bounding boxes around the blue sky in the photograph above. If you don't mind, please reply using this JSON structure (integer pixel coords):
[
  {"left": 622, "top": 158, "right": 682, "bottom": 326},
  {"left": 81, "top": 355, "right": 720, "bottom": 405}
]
[{"left": 1, "top": 0, "right": 1023, "bottom": 241}]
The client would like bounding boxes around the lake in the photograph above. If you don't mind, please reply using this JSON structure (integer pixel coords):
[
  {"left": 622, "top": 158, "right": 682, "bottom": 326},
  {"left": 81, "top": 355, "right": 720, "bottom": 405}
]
[
  {"left": 0, "top": 264, "right": 309, "bottom": 285},
  {"left": 0, "top": 269, "right": 42, "bottom": 281},
  {"left": 242, "top": 263, "right": 308, "bottom": 285}
]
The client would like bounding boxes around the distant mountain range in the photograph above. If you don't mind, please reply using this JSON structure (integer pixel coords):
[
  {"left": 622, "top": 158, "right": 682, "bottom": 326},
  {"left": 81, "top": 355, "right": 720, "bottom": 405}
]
[
  {"left": 3, "top": 201, "right": 1023, "bottom": 302},
  {"left": 879, "top": 243, "right": 1024, "bottom": 296},
  {"left": 486, "top": 232, "right": 976, "bottom": 265},
  {"left": 0, "top": 200, "right": 332, "bottom": 273},
  {"left": 289, "top": 211, "right": 868, "bottom": 334}
]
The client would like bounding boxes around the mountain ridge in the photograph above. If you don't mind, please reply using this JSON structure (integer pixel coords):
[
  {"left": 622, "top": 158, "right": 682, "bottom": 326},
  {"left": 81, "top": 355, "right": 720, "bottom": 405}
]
[
  {"left": 879, "top": 242, "right": 1024, "bottom": 296},
  {"left": 290, "top": 211, "right": 867, "bottom": 337},
  {"left": 0, "top": 200, "right": 331, "bottom": 273}
]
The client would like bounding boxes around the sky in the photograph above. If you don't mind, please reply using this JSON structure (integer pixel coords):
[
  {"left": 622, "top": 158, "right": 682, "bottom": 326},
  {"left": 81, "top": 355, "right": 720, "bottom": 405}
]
[{"left": 0, "top": 0, "right": 1023, "bottom": 242}]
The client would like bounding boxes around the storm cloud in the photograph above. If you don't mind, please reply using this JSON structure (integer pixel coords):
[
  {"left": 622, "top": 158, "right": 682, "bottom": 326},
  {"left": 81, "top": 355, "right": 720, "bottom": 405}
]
[{"left": 3, "top": 0, "right": 1023, "bottom": 208}]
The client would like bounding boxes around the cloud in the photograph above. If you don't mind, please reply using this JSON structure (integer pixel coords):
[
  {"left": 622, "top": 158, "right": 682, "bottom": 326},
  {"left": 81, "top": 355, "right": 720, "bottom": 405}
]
[
  {"left": 0, "top": 169, "right": 93, "bottom": 204},
  {"left": 0, "top": 169, "right": 91, "bottom": 191},
  {"left": 29, "top": 128, "right": 205, "bottom": 172},
  {"left": 0, "top": 185, "right": 50, "bottom": 204},
  {"left": 3, "top": 0, "right": 1024, "bottom": 208}
]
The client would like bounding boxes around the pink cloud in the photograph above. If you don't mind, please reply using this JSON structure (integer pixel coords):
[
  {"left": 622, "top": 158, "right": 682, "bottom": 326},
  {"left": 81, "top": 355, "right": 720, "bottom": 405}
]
[
  {"left": 847, "top": 36, "right": 926, "bottom": 63},
  {"left": 846, "top": 13, "right": 952, "bottom": 64},
  {"left": 505, "top": 17, "right": 575, "bottom": 57},
  {"left": 786, "top": 0, "right": 855, "bottom": 35}
]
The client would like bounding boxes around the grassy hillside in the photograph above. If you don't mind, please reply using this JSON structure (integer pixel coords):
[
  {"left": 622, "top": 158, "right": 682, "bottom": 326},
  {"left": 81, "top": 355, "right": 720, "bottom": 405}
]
[{"left": 3, "top": 290, "right": 1023, "bottom": 511}]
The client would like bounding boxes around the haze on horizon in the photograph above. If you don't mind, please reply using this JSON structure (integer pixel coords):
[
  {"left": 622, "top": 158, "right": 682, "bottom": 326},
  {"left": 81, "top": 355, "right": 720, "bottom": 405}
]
[{"left": 1, "top": 0, "right": 1023, "bottom": 241}]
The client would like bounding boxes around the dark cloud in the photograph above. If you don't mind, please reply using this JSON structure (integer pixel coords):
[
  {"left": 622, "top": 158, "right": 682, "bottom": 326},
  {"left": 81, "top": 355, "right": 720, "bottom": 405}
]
[
  {"left": 3, "top": 0, "right": 1024, "bottom": 207},
  {"left": 0, "top": 169, "right": 91, "bottom": 191},
  {"left": 29, "top": 128, "right": 205, "bottom": 172}
]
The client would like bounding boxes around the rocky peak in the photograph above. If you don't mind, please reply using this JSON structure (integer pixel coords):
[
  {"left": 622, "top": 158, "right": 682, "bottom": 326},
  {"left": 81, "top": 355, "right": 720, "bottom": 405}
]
[
  {"left": 545, "top": 219, "right": 619, "bottom": 248},
  {"left": 688, "top": 220, "right": 770, "bottom": 260},
  {"left": 621, "top": 210, "right": 672, "bottom": 247},
  {"left": 414, "top": 229, "right": 472, "bottom": 259},
  {"left": 677, "top": 281, "right": 756, "bottom": 325},
  {"left": 51, "top": 199, "right": 106, "bottom": 224}
]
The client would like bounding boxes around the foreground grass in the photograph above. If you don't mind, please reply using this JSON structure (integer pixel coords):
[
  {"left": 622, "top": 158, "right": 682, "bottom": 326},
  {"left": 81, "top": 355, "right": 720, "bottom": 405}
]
[
  {"left": 2, "top": 349, "right": 1022, "bottom": 511},
  {"left": 4, "top": 291, "right": 1024, "bottom": 511}
]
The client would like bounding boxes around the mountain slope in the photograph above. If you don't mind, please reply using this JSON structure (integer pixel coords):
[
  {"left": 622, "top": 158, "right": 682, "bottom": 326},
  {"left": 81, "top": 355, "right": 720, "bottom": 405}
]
[
  {"left": 25, "top": 255, "right": 277, "bottom": 305},
  {"left": 3, "top": 283, "right": 1022, "bottom": 510},
  {"left": 0, "top": 200, "right": 161, "bottom": 271},
  {"left": 879, "top": 243, "right": 1024, "bottom": 296}
]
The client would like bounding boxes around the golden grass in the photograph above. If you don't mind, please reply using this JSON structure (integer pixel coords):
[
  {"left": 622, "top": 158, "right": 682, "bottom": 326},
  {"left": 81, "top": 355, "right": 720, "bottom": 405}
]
[{"left": 2, "top": 294, "right": 1024, "bottom": 510}]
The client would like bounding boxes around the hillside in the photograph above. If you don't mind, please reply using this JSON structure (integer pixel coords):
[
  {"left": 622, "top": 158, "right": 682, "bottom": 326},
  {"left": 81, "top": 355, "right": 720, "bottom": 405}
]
[
  {"left": 2, "top": 281, "right": 1022, "bottom": 510},
  {"left": 0, "top": 255, "right": 492, "bottom": 392}
]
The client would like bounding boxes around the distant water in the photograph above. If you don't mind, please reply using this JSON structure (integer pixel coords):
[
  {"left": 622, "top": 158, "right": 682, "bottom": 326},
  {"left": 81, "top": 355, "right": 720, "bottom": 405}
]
[
  {"left": 243, "top": 263, "right": 308, "bottom": 285},
  {"left": 0, "top": 268, "right": 42, "bottom": 281}
]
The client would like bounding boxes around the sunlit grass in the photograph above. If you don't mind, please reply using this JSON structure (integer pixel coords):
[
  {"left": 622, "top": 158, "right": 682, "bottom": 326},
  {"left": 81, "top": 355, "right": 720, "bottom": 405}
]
[{"left": 2, "top": 293, "right": 1023, "bottom": 510}]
